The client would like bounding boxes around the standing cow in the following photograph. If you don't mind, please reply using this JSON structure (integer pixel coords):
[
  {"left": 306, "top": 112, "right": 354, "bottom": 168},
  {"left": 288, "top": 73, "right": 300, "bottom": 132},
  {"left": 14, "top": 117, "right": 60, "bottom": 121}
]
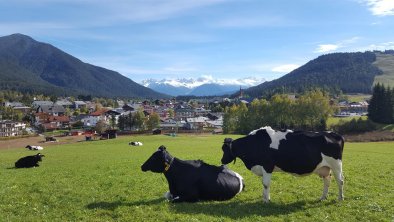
[
  {"left": 220, "top": 126, "right": 345, "bottom": 202},
  {"left": 15, "top": 153, "right": 45, "bottom": 168},
  {"left": 141, "top": 145, "right": 244, "bottom": 203}
]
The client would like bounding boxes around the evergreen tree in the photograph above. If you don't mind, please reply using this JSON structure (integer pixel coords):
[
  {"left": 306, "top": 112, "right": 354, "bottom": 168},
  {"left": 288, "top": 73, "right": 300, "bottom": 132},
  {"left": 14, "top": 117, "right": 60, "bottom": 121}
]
[
  {"left": 117, "top": 115, "right": 126, "bottom": 130},
  {"left": 368, "top": 83, "right": 394, "bottom": 123}
]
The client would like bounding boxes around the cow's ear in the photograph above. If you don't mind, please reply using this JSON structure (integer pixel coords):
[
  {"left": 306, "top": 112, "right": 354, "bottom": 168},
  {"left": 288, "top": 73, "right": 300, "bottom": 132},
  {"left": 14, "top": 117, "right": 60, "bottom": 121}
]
[
  {"left": 159, "top": 145, "right": 166, "bottom": 151},
  {"left": 224, "top": 138, "right": 233, "bottom": 143}
]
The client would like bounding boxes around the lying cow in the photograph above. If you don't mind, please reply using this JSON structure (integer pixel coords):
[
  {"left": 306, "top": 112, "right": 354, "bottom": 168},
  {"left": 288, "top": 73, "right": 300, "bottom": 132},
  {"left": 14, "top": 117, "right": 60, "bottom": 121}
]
[
  {"left": 221, "top": 126, "right": 345, "bottom": 202},
  {"left": 25, "top": 145, "right": 44, "bottom": 150},
  {"left": 129, "top": 141, "right": 143, "bottom": 146},
  {"left": 15, "top": 153, "right": 45, "bottom": 168},
  {"left": 141, "top": 145, "right": 244, "bottom": 203}
]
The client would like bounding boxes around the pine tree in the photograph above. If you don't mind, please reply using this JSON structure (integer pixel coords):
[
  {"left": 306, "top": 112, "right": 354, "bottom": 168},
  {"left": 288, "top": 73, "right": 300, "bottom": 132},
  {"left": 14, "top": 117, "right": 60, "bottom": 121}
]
[{"left": 368, "top": 84, "right": 394, "bottom": 124}]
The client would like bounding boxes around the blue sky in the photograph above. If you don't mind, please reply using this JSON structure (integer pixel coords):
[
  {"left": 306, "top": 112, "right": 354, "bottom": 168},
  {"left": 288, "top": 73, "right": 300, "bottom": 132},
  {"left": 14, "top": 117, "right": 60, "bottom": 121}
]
[{"left": 1, "top": 0, "right": 394, "bottom": 83}]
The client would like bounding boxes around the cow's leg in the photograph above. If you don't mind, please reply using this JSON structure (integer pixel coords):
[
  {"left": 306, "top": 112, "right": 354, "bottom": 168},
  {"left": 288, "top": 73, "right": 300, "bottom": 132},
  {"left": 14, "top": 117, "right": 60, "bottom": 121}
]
[
  {"left": 171, "top": 193, "right": 198, "bottom": 203},
  {"left": 316, "top": 166, "right": 331, "bottom": 200},
  {"left": 163, "top": 191, "right": 173, "bottom": 200},
  {"left": 331, "top": 160, "right": 344, "bottom": 201},
  {"left": 262, "top": 171, "right": 272, "bottom": 203},
  {"left": 320, "top": 175, "right": 331, "bottom": 200}
]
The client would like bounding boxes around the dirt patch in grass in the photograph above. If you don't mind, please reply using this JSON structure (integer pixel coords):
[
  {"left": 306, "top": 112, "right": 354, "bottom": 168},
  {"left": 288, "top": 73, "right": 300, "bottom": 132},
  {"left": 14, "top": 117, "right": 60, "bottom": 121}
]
[{"left": 0, "top": 135, "right": 85, "bottom": 150}]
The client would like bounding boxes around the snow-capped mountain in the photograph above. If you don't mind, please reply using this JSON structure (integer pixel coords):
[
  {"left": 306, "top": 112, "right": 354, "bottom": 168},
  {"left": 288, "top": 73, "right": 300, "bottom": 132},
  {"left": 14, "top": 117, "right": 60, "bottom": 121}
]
[{"left": 141, "top": 76, "right": 265, "bottom": 96}]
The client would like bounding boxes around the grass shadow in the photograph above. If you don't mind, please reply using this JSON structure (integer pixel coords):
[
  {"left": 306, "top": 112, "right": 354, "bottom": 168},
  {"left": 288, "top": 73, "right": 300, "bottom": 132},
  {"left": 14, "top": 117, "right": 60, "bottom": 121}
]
[
  {"left": 86, "top": 198, "right": 163, "bottom": 211},
  {"left": 169, "top": 198, "right": 337, "bottom": 219},
  {"left": 87, "top": 197, "right": 337, "bottom": 219}
]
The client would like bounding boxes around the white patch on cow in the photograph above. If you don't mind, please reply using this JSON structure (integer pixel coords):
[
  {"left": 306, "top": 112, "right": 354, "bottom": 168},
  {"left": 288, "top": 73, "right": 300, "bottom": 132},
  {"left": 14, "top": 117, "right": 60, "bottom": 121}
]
[
  {"left": 251, "top": 165, "right": 272, "bottom": 203},
  {"left": 313, "top": 153, "right": 344, "bottom": 200},
  {"left": 164, "top": 191, "right": 173, "bottom": 200},
  {"left": 249, "top": 126, "right": 292, "bottom": 149},
  {"left": 251, "top": 165, "right": 265, "bottom": 176},
  {"left": 130, "top": 141, "right": 143, "bottom": 146},
  {"left": 273, "top": 166, "right": 284, "bottom": 172},
  {"left": 232, "top": 171, "right": 244, "bottom": 194},
  {"left": 32, "top": 146, "right": 43, "bottom": 150}
]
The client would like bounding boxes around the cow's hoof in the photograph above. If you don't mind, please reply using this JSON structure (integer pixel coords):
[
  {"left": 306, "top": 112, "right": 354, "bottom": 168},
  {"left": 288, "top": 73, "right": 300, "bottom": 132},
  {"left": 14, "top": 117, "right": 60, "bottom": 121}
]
[
  {"left": 263, "top": 199, "right": 270, "bottom": 203},
  {"left": 338, "top": 196, "right": 344, "bottom": 201},
  {"left": 319, "top": 196, "right": 328, "bottom": 201},
  {"left": 164, "top": 192, "right": 173, "bottom": 200}
]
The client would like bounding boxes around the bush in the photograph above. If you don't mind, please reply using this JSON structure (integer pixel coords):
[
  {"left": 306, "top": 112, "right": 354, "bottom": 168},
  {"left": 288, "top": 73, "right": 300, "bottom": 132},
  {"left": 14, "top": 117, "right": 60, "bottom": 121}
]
[{"left": 331, "top": 117, "right": 377, "bottom": 134}]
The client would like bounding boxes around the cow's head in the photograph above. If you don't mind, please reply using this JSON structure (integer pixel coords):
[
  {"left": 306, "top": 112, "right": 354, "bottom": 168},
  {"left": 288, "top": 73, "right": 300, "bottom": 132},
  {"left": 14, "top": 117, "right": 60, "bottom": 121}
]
[
  {"left": 36, "top": 153, "right": 45, "bottom": 161},
  {"left": 141, "top": 145, "right": 173, "bottom": 173},
  {"left": 221, "top": 138, "right": 236, "bottom": 165}
]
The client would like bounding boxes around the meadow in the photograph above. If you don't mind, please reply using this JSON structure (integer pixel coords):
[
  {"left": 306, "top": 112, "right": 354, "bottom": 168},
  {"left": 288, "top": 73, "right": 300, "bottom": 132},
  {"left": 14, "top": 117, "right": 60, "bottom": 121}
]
[{"left": 0, "top": 134, "right": 393, "bottom": 221}]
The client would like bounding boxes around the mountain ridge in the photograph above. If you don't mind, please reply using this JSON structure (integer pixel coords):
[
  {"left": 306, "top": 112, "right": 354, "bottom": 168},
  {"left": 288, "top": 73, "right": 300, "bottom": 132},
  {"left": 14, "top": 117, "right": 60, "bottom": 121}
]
[
  {"left": 244, "top": 51, "right": 390, "bottom": 98},
  {"left": 0, "top": 33, "right": 168, "bottom": 99}
]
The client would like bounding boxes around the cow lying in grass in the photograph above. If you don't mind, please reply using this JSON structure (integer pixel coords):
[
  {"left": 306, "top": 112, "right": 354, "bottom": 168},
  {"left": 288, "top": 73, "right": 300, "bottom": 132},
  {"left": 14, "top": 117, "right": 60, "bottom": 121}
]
[
  {"left": 221, "top": 126, "right": 345, "bottom": 202},
  {"left": 129, "top": 141, "right": 143, "bottom": 146},
  {"left": 141, "top": 145, "right": 244, "bottom": 203},
  {"left": 15, "top": 153, "right": 45, "bottom": 168},
  {"left": 25, "top": 145, "right": 44, "bottom": 150}
]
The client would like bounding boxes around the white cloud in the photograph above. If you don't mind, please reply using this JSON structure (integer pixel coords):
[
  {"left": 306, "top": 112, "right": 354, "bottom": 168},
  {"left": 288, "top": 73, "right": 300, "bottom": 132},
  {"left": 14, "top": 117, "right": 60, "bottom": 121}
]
[
  {"left": 314, "top": 37, "right": 360, "bottom": 53},
  {"left": 360, "top": 41, "right": 394, "bottom": 51},
  {"left": 271, "top": 64, "right": 300, "bottom": 73},
  {"left": 315, "top": 44, "right": 339, "bottom": 53},
  {"left": 362, "top": 0, "right": 394, "bottom": 16}
]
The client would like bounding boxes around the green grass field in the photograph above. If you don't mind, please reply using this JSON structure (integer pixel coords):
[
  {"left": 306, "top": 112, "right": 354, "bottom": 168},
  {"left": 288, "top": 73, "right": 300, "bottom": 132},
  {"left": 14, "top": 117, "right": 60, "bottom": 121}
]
[
  {"left": 0, "top": 135, "right": 393, "bottom": 221},
  {"left": 374, "top": 54, "right": 394, "bottom": 87}
]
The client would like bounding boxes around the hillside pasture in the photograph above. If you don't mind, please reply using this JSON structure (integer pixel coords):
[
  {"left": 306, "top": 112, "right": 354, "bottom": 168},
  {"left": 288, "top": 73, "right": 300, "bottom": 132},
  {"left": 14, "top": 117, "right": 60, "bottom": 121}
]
[
  {"left": 0, "top": 135, "right": 393, "bottom": 221},
  {"left": 374, "top": 53, "right": 394, "bottom": 87}
]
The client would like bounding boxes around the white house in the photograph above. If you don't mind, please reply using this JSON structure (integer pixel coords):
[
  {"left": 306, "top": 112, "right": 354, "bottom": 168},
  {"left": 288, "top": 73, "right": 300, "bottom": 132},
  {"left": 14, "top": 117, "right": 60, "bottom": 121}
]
[{"left": 0, "top": 120, "right": 26, "bottom": 137}]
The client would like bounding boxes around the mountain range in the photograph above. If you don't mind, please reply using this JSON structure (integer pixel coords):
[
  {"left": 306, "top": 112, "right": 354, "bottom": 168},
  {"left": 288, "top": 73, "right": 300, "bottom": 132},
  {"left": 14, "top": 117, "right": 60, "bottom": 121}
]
[
  {"left": 1, "top": 34, "right": 394, "bottom": 100},
  {"left": 141, "top": 77, "right": 265, "bottom": 96},
  {"left": 0, "top": 34, "right": 167, "bottom": 99}
]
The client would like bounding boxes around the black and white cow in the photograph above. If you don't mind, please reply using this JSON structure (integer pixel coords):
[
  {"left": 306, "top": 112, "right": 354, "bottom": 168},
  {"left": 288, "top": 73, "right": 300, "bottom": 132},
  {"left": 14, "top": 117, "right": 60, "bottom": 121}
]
[
  {"left": 129, "top": 141, "right": 143, "bottom": 146},
  {"left": 141, "top": 145, "right": 244, "bottom": 203},
  {"left": 15, "top": 153, "right": 45, "bottom": 168},
  {"left": 25, "top": 145, "right": 44, "bottom": 150},
  {"left": 221, "top": 126, "right": 345, "bottom": 202}
]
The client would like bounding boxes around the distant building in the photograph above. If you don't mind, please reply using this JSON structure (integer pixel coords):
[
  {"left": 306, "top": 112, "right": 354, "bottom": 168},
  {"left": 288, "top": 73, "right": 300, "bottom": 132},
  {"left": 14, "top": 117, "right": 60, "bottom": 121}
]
[
  {"left": 55, "top": 100, "right": 73, "bottom": 109},
  {"left": 36, "top": 105, "right": 66, "bottom": 116},
  {"left": 74, "top": 101, "right": 87, "bottom": 109},
  {"left": 32, "top": 101, "right": 53, "bottom": 109},
  {"left": 0, "top": 120, "right": 26, "bottom": 137}
]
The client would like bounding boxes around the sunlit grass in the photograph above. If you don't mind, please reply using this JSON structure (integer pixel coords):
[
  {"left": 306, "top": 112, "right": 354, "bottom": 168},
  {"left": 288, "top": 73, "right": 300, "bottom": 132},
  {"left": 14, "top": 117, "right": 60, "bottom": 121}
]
[{"left": 0, "top": 135, "right": 392, "bottom": 221}]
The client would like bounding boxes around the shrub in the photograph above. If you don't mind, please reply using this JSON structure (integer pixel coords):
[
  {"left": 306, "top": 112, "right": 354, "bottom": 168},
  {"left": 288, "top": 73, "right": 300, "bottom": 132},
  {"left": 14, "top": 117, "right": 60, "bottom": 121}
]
[{"left": 331, "top": 117, "right": 377, "bottom": 134}]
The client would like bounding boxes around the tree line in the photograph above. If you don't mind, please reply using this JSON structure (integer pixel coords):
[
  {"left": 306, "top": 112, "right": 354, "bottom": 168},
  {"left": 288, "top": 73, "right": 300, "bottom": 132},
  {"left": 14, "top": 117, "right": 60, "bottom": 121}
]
[
  {"left": 116, "top": 110, "right": 160, "bottom": 132},
  {"left": 368, "top": 83, "right": 394, "bottom": 124},
  {"left": 223, "top": 90, "right": 335, "bottom": 134}
]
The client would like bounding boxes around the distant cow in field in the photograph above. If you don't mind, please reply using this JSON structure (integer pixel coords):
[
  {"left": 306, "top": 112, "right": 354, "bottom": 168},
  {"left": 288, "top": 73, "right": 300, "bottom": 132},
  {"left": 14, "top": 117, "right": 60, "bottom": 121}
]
[
  {"left": 129, "top": 141, "right": 143, "bottom": 146},
  {"left": 141, "top": 145, "right": 244, "bottom": 203},
  {"left": 15, "top": 153, "right": 45, "bottom": 168},
  {"left": 220, "top": 126, "right": 345, "bottom": 202},
  {"left": 25, "top": 145, "right": 44, "bottom": 150}
]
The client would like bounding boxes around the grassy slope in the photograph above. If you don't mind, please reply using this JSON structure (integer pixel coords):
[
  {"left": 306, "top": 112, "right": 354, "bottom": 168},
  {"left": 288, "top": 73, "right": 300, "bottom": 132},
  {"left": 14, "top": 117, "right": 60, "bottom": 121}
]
[
  {"left": 0, "top": 135, "right": 393, "bottom": 221},
  {"left": 373, "top": 53, "right": 394, "bottom": 87}
]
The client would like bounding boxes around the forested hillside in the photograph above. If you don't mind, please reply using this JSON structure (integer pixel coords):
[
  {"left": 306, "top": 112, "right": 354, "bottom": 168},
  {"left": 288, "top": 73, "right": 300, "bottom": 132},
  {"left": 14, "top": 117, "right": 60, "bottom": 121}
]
[
  {"left": 245, "top": 52, "right": 383, "bottom": 98},
  {"left": 0, "top": 34, "right": 168, "bottom": 99}
]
